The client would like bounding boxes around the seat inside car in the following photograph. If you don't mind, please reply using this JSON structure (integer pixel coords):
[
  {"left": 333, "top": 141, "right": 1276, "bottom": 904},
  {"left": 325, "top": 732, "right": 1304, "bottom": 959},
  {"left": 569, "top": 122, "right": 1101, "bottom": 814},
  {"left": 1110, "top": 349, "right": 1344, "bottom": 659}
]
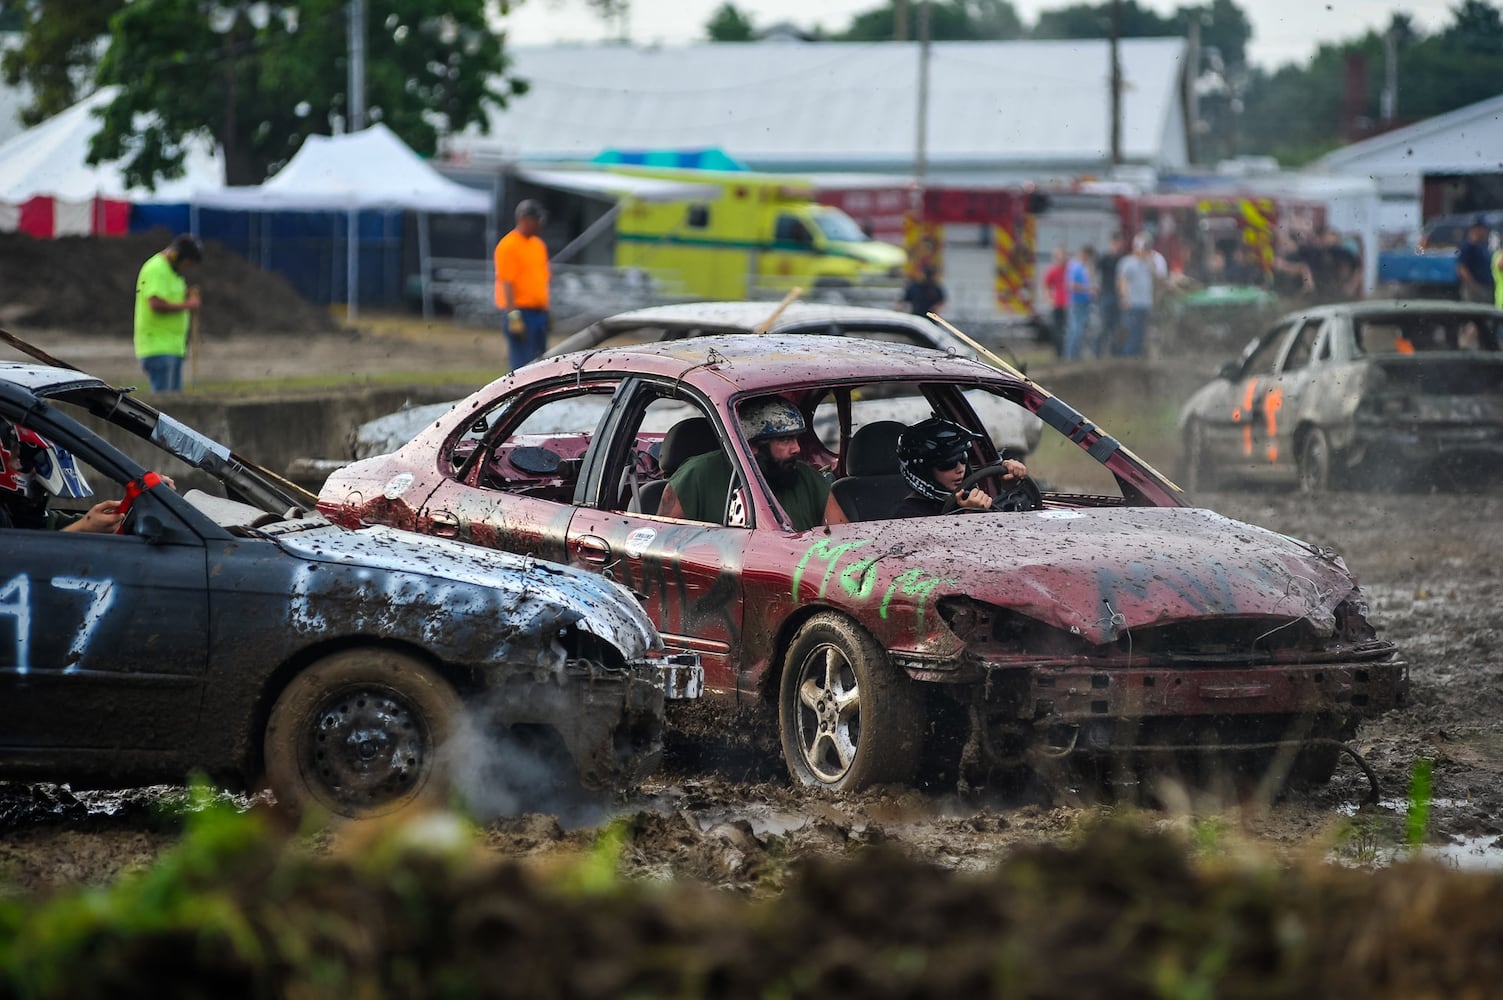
[
  {"left": 830, "top": 420, "right": 909, "bottom": 522},
  {"left": 630, "top": 416, "right": 719, "bottom": 515}
]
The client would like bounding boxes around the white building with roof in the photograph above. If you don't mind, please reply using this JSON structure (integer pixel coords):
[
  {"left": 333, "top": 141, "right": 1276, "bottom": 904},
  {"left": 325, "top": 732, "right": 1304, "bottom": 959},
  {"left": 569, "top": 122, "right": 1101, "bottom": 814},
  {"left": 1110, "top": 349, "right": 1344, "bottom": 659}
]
[
  {"left": 446, "top": 38, "right": 1190, "bottom": 186},
  {"left": 1317, "top": 93, "right": 1503, "bottom": 240}
]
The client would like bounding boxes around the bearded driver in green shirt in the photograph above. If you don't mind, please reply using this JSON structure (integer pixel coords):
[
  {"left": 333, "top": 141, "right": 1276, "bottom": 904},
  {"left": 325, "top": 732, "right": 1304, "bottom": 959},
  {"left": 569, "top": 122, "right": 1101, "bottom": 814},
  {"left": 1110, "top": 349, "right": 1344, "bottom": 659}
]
[
  {"left": 658, "top": 395, "right": 846, "bottom": 530},
  {"left": 133, "top": 234, "right": 203, "bottom": 392}
]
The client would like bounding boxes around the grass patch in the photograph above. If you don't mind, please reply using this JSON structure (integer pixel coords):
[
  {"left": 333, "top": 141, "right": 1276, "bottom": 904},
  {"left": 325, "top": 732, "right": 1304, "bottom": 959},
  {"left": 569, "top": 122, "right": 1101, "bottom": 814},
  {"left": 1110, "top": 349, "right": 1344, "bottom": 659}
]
[{"left": 179, "top": 368, "right": 506, "bottom": 397}]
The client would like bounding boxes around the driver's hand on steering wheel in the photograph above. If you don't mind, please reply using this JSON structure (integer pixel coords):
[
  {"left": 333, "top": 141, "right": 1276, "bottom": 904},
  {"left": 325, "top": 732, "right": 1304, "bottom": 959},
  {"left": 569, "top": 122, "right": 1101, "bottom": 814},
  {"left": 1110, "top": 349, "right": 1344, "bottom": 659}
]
[
  {"left": 999, "top": 458, "right": 1028, "bottom": 481},
  {"left": 952, "top": 487, "right": 994, "bottom": 510}
]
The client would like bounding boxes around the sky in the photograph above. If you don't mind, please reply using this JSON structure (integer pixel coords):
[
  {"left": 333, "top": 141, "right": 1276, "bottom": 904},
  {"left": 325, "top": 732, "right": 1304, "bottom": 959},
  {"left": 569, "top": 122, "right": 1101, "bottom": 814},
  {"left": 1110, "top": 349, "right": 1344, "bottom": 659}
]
[{"left": 500, "top": 0, "right": 1464, "bottom": 70}]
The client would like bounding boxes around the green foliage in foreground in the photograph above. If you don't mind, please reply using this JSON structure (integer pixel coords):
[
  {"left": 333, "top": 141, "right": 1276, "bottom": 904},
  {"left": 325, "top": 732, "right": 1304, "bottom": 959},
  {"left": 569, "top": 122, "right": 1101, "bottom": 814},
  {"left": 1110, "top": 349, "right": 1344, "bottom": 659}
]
[{"left": 1, "top": 793, "right": 1500, "bottom": 999}]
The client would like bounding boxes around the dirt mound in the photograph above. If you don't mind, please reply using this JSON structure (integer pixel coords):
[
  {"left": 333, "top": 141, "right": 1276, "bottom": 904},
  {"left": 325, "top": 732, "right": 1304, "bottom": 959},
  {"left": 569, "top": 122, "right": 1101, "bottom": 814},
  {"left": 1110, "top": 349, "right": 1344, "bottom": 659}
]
[{"left": 0, "top": 229, "right": 337, "bottom": 337}]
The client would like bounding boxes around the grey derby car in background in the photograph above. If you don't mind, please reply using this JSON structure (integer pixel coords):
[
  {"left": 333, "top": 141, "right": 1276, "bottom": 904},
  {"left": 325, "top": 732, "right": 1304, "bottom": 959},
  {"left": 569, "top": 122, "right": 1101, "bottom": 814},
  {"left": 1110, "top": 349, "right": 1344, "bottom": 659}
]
[
  {"left": 1177, "top": 300, "right": 1503, "bottom": 492},
  {"left": 343, "top": 301, "right": 1044, "bottom": 463}
]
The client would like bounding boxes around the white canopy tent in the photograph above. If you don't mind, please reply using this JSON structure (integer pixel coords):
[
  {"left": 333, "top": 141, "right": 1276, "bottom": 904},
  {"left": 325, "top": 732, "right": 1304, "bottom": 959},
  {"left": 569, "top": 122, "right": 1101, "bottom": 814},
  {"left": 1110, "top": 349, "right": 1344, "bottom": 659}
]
[
  {"left": 0, "top": 85, "right": 223, "bottom": 234},
  {"left": 193, "top": 123, "right": 492, "bottom": 319}
]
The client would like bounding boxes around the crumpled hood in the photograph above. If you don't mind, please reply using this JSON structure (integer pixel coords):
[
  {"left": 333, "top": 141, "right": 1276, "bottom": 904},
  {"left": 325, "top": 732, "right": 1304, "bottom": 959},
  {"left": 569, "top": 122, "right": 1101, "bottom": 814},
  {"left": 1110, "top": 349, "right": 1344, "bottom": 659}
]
[
  {"left": 851, "top": 506, "right": 1357, "bottom": 644},
  {"left": 274, "top": 523, "right": 659, "bottom": 658}
]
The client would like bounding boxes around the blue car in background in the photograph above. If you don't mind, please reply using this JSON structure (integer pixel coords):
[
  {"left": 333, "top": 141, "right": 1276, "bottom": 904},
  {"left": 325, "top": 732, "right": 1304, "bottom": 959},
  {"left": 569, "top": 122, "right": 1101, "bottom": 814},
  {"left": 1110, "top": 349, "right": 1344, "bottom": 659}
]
[{"left": 1379, "top": 211, "right": 1503, "bottom": 296}]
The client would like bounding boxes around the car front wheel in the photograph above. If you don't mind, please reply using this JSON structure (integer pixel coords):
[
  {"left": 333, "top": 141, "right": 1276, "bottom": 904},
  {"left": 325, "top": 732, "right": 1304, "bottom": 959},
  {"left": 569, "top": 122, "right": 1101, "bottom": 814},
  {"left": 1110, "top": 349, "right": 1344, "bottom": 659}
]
[
  {"left": 1182, "top": 421, "right": 1219, "bottom": 493},
  {"left": 1298, "top": 428, "right": 1336, "bottom": 494},
  {"left": 778, "top": 613, "right": 923, "bottom": 792},
  {"left": 264, "top": 649, "right": 463, "bottom": 820}
]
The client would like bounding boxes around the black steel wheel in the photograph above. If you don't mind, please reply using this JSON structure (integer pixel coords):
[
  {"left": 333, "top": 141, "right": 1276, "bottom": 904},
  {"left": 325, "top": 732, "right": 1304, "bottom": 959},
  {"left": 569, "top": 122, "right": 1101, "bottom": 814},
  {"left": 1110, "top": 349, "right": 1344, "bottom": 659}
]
[
  {"left": 264, "top": 649, "right": 462, "bottom": 820},
  {"left": 778, "top": 613, "right": 923, "bottom": 792}
]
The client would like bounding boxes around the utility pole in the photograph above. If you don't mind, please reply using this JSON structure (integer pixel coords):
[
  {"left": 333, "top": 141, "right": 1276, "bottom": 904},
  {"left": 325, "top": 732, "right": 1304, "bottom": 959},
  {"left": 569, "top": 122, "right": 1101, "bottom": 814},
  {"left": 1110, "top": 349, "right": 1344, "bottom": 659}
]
[
  {"left": 914, "top": 0, "right": 930, "bottom": 199},
  {"left": 1185, "top": 12, "right": 1199, "bottom": 164},
  {"left": 347, "top": 0, "right": 367, "bottom": 132},
  {"left": 1109, "top": 0, "right": 1121, "bottom": 167},
  {"left": 895, "top": 0, "right": 908, "bottom": 41},
  {"left": 1380, "top": 25, "right": 1398, "bottom": 122}
]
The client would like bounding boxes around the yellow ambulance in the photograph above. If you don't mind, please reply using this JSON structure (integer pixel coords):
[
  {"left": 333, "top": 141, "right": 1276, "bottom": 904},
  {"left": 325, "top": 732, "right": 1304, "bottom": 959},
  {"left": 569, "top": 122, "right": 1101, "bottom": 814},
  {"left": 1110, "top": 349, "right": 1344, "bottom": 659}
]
[{"left": 608, "top": 168, "right": 907, "bottom": 300}]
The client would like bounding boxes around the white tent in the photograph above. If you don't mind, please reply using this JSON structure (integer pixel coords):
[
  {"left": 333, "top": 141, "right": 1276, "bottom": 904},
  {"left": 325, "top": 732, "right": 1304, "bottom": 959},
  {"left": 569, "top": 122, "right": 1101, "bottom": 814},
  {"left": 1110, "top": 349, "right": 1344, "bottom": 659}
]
[
  {"left": 0, "top": 85, "right": 223, "bottom": 235},
  {"left": 193, "top": 123, "right": 492, "bottom": 318}
]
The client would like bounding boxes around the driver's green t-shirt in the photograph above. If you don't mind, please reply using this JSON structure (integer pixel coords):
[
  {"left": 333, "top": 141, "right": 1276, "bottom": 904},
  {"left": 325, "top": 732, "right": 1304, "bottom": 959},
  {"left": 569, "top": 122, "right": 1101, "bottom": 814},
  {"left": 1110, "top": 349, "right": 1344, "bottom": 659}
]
[
  {"left": 668, "top": 450, "right": 829, "bottom": 531},
  {"left": 133, "top": 251, "right": 189, "bottom": 359}
]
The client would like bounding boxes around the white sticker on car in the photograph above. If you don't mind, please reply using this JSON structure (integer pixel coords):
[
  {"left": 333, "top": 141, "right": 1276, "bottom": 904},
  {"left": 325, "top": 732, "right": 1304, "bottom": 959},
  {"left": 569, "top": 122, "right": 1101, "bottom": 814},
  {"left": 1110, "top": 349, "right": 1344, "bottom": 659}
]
[
  {"left": 624, "top": 527, "right": 656, "bottom": 559},
  {"left": 1034, "top": 510, "right": 1086, "bottom": 519},
  {"left": 383, "top": 473, "right": 415, "bottom": 499}
]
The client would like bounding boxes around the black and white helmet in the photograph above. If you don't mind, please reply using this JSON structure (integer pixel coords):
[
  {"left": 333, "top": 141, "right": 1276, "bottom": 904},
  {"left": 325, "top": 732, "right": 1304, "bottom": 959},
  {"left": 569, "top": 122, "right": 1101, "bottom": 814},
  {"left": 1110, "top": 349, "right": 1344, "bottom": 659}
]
[
  {"left": 738, "top": 396, "right": 805, "bottom": 444},
  {"left": 897, "top": 417, "right": 978, "bottom": 502}
]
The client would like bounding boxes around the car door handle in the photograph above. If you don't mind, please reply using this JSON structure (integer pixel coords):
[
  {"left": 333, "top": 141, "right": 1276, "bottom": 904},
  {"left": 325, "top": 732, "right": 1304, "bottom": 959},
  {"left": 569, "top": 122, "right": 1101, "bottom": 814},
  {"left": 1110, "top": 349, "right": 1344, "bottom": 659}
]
[
  {"left": 574, "top": 535, "right": 612, "bottom": 564},
  {"left": 427, "top": 510, "right": 460, "bottom": 538}
]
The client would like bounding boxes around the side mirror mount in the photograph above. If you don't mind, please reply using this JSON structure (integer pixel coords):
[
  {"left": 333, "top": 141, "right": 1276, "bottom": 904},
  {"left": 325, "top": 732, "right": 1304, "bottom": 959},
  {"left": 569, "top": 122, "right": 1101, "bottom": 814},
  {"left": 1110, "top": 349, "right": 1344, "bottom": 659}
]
[
  {"left": 1216, "top": 361, "right": 1240, "bottom": 381},
  {"left": 134, "top": 512, "right": 167, "bottom": 544}
]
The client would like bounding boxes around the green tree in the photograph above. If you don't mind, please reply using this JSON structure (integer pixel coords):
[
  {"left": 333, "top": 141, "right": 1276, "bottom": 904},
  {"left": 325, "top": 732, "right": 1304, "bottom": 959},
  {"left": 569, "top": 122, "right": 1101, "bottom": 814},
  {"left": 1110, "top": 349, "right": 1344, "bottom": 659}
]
[
  {"left": 838, "top": 0, "right": 1024, "bottom": 42},
  {"left": 89, "top": 0, "right": 525, "bottom": 190},
  {"left": 1031, "top": 0, "right": 1175, "bottom": 39},
  {"left": 1238, "top": 2, "right": 1503, "bottom": 165},
  {"left": 706, "top": 2, "right": 755, "bottom": 42},
  {"left": 0, "top": 0, "right": 122, "bottom": 126}
]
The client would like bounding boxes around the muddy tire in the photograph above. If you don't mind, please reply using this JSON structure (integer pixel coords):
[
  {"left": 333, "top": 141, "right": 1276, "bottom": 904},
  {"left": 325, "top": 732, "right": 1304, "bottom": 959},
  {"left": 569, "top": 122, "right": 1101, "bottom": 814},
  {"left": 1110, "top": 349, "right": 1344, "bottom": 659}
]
[
  {"left": 778, "top": 613, "right": 923, "bottom": 792},
  {"left": 264, "top": 649, "right": 463, "bottom": 821},
  {"left": 1298, "top": 428, "right": 1335, "bottom": 494},
  {"left": 1182, "top": 422, "right": 1219, "bottom": 493},
  {"left": 1289, "top": 743, "right": 1342, "bottom": 787}
]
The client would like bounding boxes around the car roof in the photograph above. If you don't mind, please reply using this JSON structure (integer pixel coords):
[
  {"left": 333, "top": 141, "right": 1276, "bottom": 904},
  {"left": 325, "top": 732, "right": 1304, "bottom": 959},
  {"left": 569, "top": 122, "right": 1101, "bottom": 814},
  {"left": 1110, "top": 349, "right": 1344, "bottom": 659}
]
[
  {"left": 1279, "top": 299, "right": 1503, "bottom": 321},
  {"left": 0, "top": 362, "right": 112, "bottom": 396},
  {"left": 553, "top": 333, "right": 1002, "bottom": 392},
  {"left": 595, "top": 301, "right": 949, "bottom": 336}
]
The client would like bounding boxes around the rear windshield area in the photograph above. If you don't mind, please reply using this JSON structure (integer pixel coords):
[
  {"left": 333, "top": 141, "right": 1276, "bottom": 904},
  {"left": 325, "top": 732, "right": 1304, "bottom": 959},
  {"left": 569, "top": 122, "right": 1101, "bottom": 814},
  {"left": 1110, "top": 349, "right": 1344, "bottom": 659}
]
[{"left": 1354, "top": 313, "right": 1503, "bottom": 354}]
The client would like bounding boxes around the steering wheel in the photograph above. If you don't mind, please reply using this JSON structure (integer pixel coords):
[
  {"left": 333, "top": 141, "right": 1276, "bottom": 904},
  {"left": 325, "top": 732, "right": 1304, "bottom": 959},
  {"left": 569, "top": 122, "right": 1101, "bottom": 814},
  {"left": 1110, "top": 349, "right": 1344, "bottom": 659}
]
[{"left": 940, "top": 462, "right": 1043, "bottom": 514}]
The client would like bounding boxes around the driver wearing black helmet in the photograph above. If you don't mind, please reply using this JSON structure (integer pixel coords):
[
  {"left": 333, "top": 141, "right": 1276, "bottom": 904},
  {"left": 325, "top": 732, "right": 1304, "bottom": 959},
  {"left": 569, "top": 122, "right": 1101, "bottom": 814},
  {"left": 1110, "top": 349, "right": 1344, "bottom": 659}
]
[
  {"left": 889, "top": 417, "right": 1027, "bottom": 519},
  {"left": 0, "top": 421, "right": 124, "bottom": 532}
]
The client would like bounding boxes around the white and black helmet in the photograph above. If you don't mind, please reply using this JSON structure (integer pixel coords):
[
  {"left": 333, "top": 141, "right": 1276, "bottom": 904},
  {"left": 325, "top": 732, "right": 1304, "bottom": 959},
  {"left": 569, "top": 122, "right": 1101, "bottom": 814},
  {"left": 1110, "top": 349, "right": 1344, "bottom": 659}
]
[
  {"left": 738, "top": 396, "right": 805, "bottom": 444},
  {"left": 897, "top": 417, "right": 978, "bottom": 502}
]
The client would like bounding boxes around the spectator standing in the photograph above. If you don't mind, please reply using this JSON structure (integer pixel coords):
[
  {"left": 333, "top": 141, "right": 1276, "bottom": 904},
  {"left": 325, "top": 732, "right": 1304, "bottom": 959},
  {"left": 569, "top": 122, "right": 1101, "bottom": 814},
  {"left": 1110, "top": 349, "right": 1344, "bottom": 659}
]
[
  {"left": 1042, "top": 246, "right": 1069, "bottom": 357},
  {"left": 494, "top": 199, "right": 551, "bottom": 370},
  {"left": 1491, "top": 241, "right": 1503, "bottom": 309},
  {"left": 1456, "top": 217, "right": 1495, "bottom": 304},
  {"left": 1117, "top": 233, "right": 1160, "bottom": 358},
  {"left": 133, "top": 234, "right": 202, "bottom": 393},
  {"left": 899, "top": 264, "right": 946, "bottom": 316},
  {"left": 1092, "top": 232, "right": 1125, "bottom": 357},
  {"left": 1063, "top": 245, "right": 1096, "bottom": 360}
]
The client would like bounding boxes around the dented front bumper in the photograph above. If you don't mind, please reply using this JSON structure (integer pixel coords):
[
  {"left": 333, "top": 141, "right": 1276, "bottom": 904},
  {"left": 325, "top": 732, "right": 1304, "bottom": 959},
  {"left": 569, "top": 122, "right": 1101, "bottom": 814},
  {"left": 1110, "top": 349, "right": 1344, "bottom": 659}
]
[{"left": 484, "top": 651, "right": 702, "bottom": 790}]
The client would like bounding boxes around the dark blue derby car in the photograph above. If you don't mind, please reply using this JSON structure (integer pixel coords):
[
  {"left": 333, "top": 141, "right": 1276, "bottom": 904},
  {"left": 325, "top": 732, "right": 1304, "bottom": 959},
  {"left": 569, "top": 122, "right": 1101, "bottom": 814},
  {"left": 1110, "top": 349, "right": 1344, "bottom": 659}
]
[{"left": 0, "top": 362, "right": 699, "bottom": 820}]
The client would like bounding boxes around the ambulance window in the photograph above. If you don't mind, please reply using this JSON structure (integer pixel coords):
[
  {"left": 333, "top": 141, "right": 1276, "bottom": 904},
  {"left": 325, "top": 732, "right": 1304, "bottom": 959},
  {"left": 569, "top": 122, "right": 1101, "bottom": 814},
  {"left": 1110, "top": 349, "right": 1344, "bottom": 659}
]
[
  {"left": 775, "top": 215, "right": 812, "bottom": 244},
  {"left": 686, "top": 205, "right": 710, "bottom": 228}
]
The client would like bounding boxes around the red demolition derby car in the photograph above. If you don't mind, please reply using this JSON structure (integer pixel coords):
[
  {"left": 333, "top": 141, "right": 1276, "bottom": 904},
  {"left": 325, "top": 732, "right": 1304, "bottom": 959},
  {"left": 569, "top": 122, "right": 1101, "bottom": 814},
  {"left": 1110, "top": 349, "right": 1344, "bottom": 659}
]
[{"left": 319, "top": 335, "right": 1407, "bottom": 795}]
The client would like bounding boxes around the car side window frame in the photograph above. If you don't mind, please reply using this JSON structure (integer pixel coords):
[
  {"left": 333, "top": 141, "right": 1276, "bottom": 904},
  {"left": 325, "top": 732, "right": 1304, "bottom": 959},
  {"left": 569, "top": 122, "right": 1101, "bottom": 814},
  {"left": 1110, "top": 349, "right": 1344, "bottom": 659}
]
[
  {"left": 585, "top": 377, "right": 752, "bottom": 524},
  {"left": 449, "top": 377, "right": 623, "bottom": 498},
  {"left": 1278, "top": 318, "right": 1325, "bottom": 374},
  {"left": 1240, "top": 322, "right": 1294, "bottom": 378}
]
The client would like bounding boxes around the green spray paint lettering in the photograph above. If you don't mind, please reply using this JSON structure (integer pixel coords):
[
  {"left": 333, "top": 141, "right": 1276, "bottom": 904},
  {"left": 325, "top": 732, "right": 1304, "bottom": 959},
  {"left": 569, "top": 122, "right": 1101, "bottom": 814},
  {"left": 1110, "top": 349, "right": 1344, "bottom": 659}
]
[
  {"left": 791, "top": 538, "right": 870, "bottom": 601},
  {"left": 880, "top": 568, "right": 948, "bottom": 629},
  {"left": 838, "top": 556, "right": 878, "bottom": 601}
]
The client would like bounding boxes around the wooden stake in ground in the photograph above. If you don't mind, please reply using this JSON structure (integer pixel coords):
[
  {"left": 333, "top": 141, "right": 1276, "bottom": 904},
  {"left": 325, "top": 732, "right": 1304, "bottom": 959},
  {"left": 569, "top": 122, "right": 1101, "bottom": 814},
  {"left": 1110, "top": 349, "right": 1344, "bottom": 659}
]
[{"left": 189, "top": 287, "right": 201, "bottom": 385}]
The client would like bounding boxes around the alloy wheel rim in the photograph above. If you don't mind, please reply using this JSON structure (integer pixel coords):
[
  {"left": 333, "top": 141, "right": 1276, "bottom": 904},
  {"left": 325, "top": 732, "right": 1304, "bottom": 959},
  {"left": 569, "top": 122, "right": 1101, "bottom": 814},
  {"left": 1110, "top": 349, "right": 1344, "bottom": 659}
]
[{"left": 794, "top": 643, "right": 862, "bottom": 783}]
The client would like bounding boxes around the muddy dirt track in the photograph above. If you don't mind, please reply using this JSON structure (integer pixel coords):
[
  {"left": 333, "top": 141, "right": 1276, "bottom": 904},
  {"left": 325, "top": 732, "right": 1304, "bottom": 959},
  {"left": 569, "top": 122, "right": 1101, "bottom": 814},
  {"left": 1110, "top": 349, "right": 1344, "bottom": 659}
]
[
  {"left": 11, "top": 487, "right": 1493, "bottom": 883},
  {"left": 2, "top": 306, "right": 1500, "bottom": 897}
]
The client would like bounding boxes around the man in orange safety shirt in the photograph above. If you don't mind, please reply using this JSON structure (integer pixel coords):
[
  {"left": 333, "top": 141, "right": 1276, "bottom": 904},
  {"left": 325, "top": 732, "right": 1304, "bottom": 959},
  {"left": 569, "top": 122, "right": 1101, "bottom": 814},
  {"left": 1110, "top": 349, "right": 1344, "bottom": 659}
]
[{"left": 493, "top": 198, "right": 550, "bottom": 370}]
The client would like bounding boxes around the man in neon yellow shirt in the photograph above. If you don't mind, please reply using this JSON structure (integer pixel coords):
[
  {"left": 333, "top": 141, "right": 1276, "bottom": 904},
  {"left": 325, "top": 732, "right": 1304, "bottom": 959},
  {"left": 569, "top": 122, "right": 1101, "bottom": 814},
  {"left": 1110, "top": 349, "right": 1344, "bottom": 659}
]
[{"left": 134, "top": 234, "right": 202, "bottom": 392}]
